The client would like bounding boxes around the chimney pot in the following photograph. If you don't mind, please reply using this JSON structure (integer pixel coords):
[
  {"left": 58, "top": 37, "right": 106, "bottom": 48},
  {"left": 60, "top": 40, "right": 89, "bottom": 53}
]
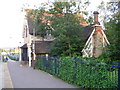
[
  {"left": 93, "top": 11, "right": 100, "bottom": 25},
  {"left": 93, "top": 11, "right": 99, "bottom": 14}
]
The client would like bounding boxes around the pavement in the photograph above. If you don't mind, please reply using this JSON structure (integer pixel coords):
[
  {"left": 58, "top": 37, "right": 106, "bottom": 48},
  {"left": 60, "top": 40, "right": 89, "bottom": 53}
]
[
  {"left": 0, "top": 60, "right": 3, "bottom": 89},
  {"left": 3, "top": 62, "right": 13, "bottom": 88},
  {"left": 7, "top": 60, "right": 77, "bottom": 88},
  {"left": 0, "top": 58, "right": 13, "bottom": 89}
]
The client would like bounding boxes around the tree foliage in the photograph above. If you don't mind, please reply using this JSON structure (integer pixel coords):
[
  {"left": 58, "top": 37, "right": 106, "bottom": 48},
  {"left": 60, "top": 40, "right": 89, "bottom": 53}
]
[
  {"left": 27, "top": 1, "right": 90, "bottom": 57},
  {"left": 27, "top": 9, "right": 51, "bottom": 39},
  {"left": 99, "top": 2, "right": 120, "bottom": 60},
  {"left": 48, "top": 2, "right": 88, "bottom": 56}
]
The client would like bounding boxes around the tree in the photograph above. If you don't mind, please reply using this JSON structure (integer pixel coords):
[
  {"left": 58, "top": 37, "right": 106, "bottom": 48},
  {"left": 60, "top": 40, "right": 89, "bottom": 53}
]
[
  {"left": 0, "top": 49, "right": 3, "bottom": 54},
  {"left": 99, "top": 1, "right": 120, "bottom": 60},
  {"left": 27, "top": 9, "right": 51, "bottom": 41},
  {"left": 26, "top": 1, "right": 90, "bottom": 57},
  {"left": 48, "top": 2, "right": 89, "bottom": 56}
]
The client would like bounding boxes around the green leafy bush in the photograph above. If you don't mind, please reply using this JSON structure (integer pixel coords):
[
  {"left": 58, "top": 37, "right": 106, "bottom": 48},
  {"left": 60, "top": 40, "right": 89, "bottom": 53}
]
[
  {"left": 8, "top": 55, "right": 19, "bottom": 61},
  {"left": 2, "top": 58, "right": 8, "bottom": 62},
  {"left": 2, "top": 55, "right": 8, "bottom": 62}
]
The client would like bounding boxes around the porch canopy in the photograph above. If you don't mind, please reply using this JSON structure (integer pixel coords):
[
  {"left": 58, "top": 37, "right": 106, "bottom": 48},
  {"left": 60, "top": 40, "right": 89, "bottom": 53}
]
[{"left": 20, "top": 44, "right": 27, "bottom": 49}]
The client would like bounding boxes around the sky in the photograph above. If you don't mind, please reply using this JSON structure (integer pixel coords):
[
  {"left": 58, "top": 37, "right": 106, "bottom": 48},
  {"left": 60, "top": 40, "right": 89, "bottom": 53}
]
[
  {"left": 0, "top": 0, "right": 47, "bottom": 49},
  {"left": 0, "top": 0, "right": 108, "bottom": 49}
]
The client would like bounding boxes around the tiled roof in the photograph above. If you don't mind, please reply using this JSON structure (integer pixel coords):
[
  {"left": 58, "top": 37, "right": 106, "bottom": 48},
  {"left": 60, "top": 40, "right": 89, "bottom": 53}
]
[
  {"left": 20, "top": 44, "right": 27, "bottom": 49},
  {"left": 82, "top": 26, "right": 94, "bottom": 40},
  {"left": 27, "top": 17, "right": 34, "bottom": 35},
  {"left": 25, "top": 9, "right": 89, "bottom": 35}
]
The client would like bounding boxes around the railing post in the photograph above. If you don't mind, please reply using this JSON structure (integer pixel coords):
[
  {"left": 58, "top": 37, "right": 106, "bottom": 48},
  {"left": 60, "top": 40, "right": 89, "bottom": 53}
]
[
  {"left": 73, "top": 58, "right": 78, "bottom": 84},
  {"left": 54, "top": 57, "right": 57, "bottom": 74},
  {"left": 118, "top": 61, "right": 120, "bottom": 90}
]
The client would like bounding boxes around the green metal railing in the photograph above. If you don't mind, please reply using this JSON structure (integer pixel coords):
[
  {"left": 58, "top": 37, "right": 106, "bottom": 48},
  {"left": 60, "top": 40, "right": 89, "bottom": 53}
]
[{"left": 36, "top": 56, "right": 119, "bottom": 88}]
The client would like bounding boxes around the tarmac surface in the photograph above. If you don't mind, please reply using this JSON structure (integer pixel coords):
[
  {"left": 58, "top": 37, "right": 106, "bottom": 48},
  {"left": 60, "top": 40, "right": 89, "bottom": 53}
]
[{"left": 7, "top": 60, "right": 76, "bottom": 88}]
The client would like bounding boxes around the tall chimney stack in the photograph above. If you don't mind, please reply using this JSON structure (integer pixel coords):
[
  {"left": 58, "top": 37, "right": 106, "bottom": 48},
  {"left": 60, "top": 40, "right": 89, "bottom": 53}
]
[{"left": 93, "top": 11, "right": 100, "bottom": 25}]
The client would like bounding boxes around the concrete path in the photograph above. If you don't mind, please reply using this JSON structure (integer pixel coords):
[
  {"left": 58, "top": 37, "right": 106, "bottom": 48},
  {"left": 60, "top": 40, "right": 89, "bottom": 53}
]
[
  {"left": 0, "top": 55, "right": 13, "bottom": 89},
  {"left": 3, "top": 63, "right": 13, "bottom": 88},
  {"left": 0, "top": 62, "right": 13, "bottom": 89},
  {"left": 0, "top": 60, "right": 3, "bottom": 89},
  {"left": 7, "top": 60, "right": 76, "bottom": 88}
]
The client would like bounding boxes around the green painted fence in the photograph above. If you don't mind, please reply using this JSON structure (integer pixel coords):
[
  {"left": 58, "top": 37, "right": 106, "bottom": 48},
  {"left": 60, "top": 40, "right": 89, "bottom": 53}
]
[{"left": 36, "top": 56, "right": 118, "bottom": 88}]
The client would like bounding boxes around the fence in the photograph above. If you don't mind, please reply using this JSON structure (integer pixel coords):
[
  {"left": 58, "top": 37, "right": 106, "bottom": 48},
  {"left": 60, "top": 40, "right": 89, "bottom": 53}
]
[{"left": 36, "top": 56, "right": 119, "bottom": 88}]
